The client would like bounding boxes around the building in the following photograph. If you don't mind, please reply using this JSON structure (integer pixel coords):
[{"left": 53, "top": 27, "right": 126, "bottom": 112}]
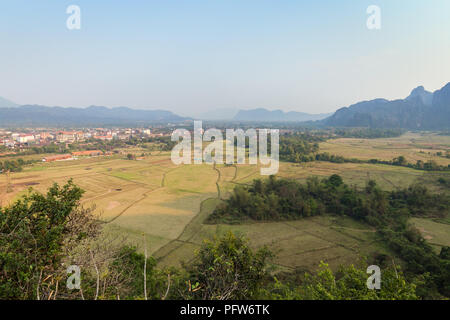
[
  {"left": 93, "top": 135, "right": 113, "bottom": 141},
  {"left": 14, "top": 134, "right": 35, "bottom": 144},
  {"left": 56, "top": 131, "right": 83, "bottom": 143},
  {"left": 42, "top": 154, "right": 73, "bottom": 162},
  {"left": 39, "top": 132, "right": 54, "bottom": 140},
  {"left": 71, "top": 150, "right": 103, "bottom": 157},
  {"left": 3, "top": 140, "right": 15, "bottom": 148}
]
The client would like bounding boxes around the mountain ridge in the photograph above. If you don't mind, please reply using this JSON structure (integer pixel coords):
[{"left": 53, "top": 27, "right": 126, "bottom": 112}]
[
  {"left": 0, "top": 104, "right": 189, "bottom": 127},
  {"left": 0, "top": 96, "right": 18, "bottom": 108},
  {"left": 2, "top": 82, "right": 449, "bottom": 129},
  {"left": 325, "top": 83, "right": 450, "bottom": 130}
]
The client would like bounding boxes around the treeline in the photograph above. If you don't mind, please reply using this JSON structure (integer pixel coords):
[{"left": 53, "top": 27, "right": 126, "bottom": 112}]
[
  {"left": 279, "top": 134, "right": 321, "bottom": 163},
  {"left": 0, "top": 144, "right": 69, "bottom": 158},
  {"left": 330, "top": 128, "right": 404, "bottom": 139},
  {"left": 85, "top": 136, "right": 176, "bottom": 152},
  {"left": 208, "top": 175, "right": 450, "bottom": 298},
  {"left": 1, "top": 142, "right": 104, "bottom": 158},
  {"left": 315, "top": 153, "right": 450, "bottom": 172},
  {"left": 0, "top": 158, "right": 37, "bottom": 173},
  {"left": 435, "top": 151, "right": 450, "bottom": 159},
  {"left": 374, "top": 156, "right": 450, "bottom": 171},
  {"left": 142, "top": 136, "right": 177, "bottom": 151}
]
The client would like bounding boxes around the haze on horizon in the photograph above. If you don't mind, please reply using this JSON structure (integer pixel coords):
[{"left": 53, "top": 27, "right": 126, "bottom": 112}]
[{"left": 1, "top": 0, "right": 450, "bottom": 117}]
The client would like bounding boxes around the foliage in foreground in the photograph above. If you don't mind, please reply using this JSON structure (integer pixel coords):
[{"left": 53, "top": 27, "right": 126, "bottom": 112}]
[
  {"left": 260, "top": 262, "right": 417, "bottom": 300},
  {"left": 181, "top": 232, "right": 272, "bottom": 300}
]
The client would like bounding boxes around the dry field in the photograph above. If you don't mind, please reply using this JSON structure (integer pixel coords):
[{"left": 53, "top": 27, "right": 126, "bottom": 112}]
[
  {"left": 320, "top": 132, "right": 450, "bottom": 166},
  {"left": 1, "top": 133, "right": 449, "bottom": 271}
]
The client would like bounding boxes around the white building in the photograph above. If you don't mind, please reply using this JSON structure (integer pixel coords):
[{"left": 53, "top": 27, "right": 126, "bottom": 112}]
[{"left": 14, "top": 134, "right": 35, "bottom": 144}]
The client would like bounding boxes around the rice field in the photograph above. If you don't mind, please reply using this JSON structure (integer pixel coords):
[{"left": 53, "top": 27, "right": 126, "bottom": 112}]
[
  {"left": 1, "top": 132, "right": 449, "bottom": 271},
  {"left": 319, "top": 132, "right": 450, "bottom": 166}
]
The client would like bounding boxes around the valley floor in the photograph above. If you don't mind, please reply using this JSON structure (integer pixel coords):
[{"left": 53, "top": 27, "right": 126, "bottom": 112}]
[{"left": 1, "top": 132, "right": 449, "bottom": 272}]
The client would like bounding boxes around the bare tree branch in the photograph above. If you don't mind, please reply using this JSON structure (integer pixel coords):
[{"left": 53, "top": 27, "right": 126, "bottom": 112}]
[
  {"left": 90, "top": 249, "right": 100, "bottom": 300},
  {"left": 36, "top": 269, "right": 43, "bottom": 300},
  {"left": 143, "top": 233, "right": 148, "bottom": 300},
  {"left": 162, "top": 274, "right": 171, "bottom": 300}
]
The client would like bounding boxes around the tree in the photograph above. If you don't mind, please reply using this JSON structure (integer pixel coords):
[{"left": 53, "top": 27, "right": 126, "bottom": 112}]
[
  {"left": 0, "top": 180, "right": 89, "bottom": 299},
  {"left": 300, "top": 262, "right": 417, "bottom": 300},
  {"left": 328, "top": 174, "right": 343, "bottom": 187},
  {"left": 259, "top": 262, "right": 418, "bottom": 300},
  {"left": 184, "top": 232, "right": 272, "bottom": 300},
  {"left": 393, "top": 156, "right": 407, "bottom": 166}
]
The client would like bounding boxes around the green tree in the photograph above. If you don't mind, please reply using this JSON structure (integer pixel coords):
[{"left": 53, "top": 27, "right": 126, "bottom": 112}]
[
  {"left": 328, "top": 174, "right": 343, "bottom": 187},
  {"left": 260, "top": 262, "right": 418, "bottom": 300},
  {"left": 184, "top": 232, "right": 272, "bottom": 300},
  {"left": 300, "top": 262, "right": 417, "bottom": 300},
  {"left": 0, "top": 180, "right": 87, "bottom": 299}
]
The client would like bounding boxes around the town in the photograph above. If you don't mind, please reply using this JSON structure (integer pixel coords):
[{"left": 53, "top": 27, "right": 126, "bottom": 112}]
[{"left": 0, "top": 127, "right": 172, "bottom": 164}]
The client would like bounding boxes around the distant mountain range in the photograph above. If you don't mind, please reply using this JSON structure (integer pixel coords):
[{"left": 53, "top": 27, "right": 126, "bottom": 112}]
[
  {"left": 232, "top": 108, "right": 332, "bottom": 122},
  {"left": 0, "top": 104, "right": 188, "bottom": 127},
  {"left": 325, "top": 83, "right": 450, "bottom": 130},
  {"left": 2, "top": 82, "right": 449, "bottom": 128}
]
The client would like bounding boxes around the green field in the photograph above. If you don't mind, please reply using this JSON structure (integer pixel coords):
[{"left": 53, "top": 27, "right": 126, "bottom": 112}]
[{"left": 1, "top": 132, "right": 449, "bottom": 272}]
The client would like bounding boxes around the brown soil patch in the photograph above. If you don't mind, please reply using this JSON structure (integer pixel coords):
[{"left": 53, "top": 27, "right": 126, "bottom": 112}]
[{"left": 106, "top": 201, "right": 121, "bottom": 210}]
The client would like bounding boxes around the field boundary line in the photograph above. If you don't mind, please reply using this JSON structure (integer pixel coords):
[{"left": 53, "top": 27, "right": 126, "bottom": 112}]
[
  {"left": 282, "top": 221, "right": 359, "bottom": 253},
  {"left": 213, "top": 162, "right": 221, "bottom": 199},
  {"left": 101, "top": 187, "right": 161, "bottom": 224},
  {"left": 154, "top": 196, "right": 219, "bottom": 262}
]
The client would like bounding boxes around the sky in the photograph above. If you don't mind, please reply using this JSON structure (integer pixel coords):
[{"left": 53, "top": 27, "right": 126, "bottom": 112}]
[{"left": 1, "top": 0, "right": 450, "bottom": 117}]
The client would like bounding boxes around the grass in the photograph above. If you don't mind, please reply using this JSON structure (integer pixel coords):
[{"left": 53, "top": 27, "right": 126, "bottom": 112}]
[
  {"left": 159, "top": 214, "right": 382, "bottom": 272},
  {"left": 411, "top": 217, "right": 450, "bottom": 252}
]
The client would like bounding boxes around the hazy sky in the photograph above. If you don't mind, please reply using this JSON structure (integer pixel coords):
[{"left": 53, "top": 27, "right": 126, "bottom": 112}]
[{"left": 1, "top": 0, "right": 450, "bottom": 116}]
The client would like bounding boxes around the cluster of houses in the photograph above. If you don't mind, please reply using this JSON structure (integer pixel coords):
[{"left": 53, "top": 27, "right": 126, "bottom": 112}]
[{"left": 0, "top": 128, "right": 161, "bottom": 149}]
